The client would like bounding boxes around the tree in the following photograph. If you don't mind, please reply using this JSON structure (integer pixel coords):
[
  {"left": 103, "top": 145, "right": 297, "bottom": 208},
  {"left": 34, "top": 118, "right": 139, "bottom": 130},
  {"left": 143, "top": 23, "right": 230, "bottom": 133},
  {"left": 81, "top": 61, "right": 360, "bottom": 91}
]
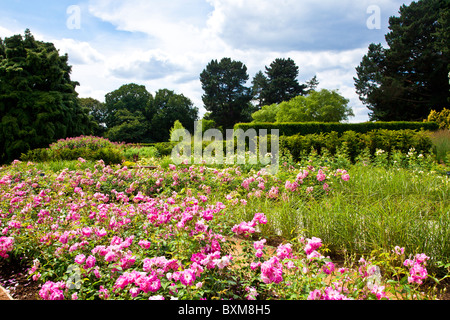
[
  {"left": 305, "top": 76, "right": 320, "bottom": 94},
  {"left": 169, "top": 120, "right": 186, "bottom": 142},
  {"left": 354, "top": 0, "right": 450, "bottom": 121},
  {"left": 104, "top": 85, "right": 198, "bottom": 143},
  {"left": 261, "top": 58, "right": 307, "bottom": 105},
  {"left": 104, "top": 83, "right": 153, "bottom": 143},
  {"left": 105, "top": 109, "right": 148, "bottom": 143},
  {"left": 200, "top": 58, "right": 252, "bottom": 130},
  {"left": 150, "top": 89, "right": 198, "bottom": 142},
  {"left": 251, "top": 71, "right": 268, "bottom": 109},
  {"left": 252, "top": 89, "right": 353, "bottom": 123},
  {"left": 104, "top": 83, "right": 153, "bottom": 129},
  {"left": 0, "top": 29, "right": 93, "bottom": 163},
  {"left": 251, "top": 104, "right": 280, "bottom": 123},
  {"left": 79, "top": 97, "right": 107, "bottom": 136}
]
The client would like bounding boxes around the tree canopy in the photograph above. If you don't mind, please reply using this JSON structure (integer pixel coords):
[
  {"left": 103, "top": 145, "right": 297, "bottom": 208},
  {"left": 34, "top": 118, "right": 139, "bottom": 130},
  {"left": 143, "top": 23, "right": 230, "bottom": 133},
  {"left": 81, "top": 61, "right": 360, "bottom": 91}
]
[
  {"left": 354, "top": 0, "right": 450, "bottom": 121},
  {"left": 102, "top": 85, "right": 198, "bottom": 143},
  {"left": 150, "top": 89, "right": 198, "bottom": 142},
  {"left": 252, "top": 89, "right": 353, "bottom": 123},
  {"left": 0, "top": 29, "right": 93, "bottom": 163},
  {"left": 79, "top": 97, "right": 107, "bottom": 136},
  {"left": 257, "top": 58, "right": 307, "bottom": 106},
  {"left": 200, "top": 58, "right": 253, "bottom": 130}
]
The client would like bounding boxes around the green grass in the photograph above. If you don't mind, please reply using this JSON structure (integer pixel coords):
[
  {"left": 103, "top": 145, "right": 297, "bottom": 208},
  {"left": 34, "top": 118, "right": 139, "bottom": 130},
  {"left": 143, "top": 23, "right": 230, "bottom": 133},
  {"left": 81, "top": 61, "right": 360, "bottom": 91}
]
[
  {"left": 31, "top": 160, "right": 97, "bottom": 172},
  {"left": 431, "top": 129, "right": 450, "bottom": 165},
  {"left": 308, "top": 166, "right": 448, "bottom": 266},
  {"left": 235, "top": 164, "right": 450, "bottom": 272}
]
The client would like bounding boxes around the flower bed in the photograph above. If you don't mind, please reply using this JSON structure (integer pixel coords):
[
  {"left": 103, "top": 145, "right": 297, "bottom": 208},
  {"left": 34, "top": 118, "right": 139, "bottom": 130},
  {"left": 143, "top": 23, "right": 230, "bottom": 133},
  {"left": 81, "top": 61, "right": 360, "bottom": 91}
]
[{"left": 0, "top": 159, "right": 444, "bottom": 300}]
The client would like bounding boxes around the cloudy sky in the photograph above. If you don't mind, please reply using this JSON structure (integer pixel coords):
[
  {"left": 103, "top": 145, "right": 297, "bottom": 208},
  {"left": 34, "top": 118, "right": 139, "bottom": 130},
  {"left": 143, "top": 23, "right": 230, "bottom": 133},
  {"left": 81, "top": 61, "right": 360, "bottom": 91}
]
[{"left": 0, "top": 0, "right": 414, "bottom": 122}]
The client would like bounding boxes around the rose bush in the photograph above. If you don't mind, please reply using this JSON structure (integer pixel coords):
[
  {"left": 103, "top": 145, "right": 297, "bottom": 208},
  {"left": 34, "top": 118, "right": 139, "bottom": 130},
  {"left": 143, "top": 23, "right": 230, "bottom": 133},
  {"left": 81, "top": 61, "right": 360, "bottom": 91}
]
[{"left": 0, "top": 158, "right": 443, "bottom": 300}]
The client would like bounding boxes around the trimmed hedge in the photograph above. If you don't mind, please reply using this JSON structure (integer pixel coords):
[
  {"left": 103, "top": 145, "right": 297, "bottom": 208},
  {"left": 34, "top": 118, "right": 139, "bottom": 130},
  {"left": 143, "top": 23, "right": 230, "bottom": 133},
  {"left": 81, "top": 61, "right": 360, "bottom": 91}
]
[
  {"left": 152, "top": 129, "right": 434, "bottom": 165},
  {"left": 234, "top": 122, "right": 439, "bottom": 137},
  {"left": 280, "top": 129, "right": 434, "bottom": 163}
]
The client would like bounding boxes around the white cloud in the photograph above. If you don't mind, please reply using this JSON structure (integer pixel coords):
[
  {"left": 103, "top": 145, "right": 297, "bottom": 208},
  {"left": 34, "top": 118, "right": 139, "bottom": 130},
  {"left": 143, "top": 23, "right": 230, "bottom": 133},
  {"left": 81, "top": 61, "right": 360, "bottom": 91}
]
[
  {"left": 4, "top": 0, "right": 414, "bottom": 122},
  {"left": 53, "top": 38, "right": 104, "bottom": 65},
  {"left": 0, "top": 26, "right": 15, "bottom": 38},
  {"left": 81, "top": 0, "right": 411, "bottom": 121}
]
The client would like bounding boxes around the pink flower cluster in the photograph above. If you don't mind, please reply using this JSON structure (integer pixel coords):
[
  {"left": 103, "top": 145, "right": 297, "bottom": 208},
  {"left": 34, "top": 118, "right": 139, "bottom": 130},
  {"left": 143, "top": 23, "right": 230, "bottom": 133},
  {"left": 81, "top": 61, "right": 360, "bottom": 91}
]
[
  {"left": 241, "top": 177, "right": 255, "bottom": 191},
  {"left": 143, "top": 256, "right": 180, "bottom": 273},
  {"left": 304, "top": 237, "right": 324, "bottom": 260},
  {"left": 267, "top": 186, "right": 279, "bottom": 199},
  {"left": 316, "top": 170, "right": 327, "bottom": 182},
  {"left": 251, "top": 241, "right": 296, "bottom": 285},
  {"left": 307, "top": 286, "right": 352, "bottom": 300},
  {"left": 404, "top": 253, "right": 429, "bottom": 285},
  {"left": 0, "top": 236, "right": 14, "bottom": 258},
  {"left": 232, "top": 213, "right": 267, "bottom": 237},
  {"left": 39, "top": 281, "right": 66, "bottom": 300},
  {"left": 276, "top": 243, "right": 293, "bottom": 260},
  {"left": 284, "top": 180, "right": 298, "bottom": 192},
  {"left": 260, "top": 256, "right": 283, "bottom": 284},
  {"left": 245, "top": 287, "right": 259, "bottom": 300},
  {"left": 254, "top": 239, "right": 266, "bottom": 258},
  {"left": 74, "top": 254, "right": 97, "bottom": 269},
  {"left": 113, "top": 270, "right": 161, "bottom": 296},
  {"left": 335, "top": 169, "right": 350, "bottom": 181}
]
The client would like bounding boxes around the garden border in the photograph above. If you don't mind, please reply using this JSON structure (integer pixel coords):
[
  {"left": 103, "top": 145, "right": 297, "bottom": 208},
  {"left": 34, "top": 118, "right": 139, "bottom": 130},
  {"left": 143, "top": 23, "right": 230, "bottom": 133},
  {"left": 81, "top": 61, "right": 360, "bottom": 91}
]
[{"left": 0, "top": 285, "right": 13, "bottom": 300}]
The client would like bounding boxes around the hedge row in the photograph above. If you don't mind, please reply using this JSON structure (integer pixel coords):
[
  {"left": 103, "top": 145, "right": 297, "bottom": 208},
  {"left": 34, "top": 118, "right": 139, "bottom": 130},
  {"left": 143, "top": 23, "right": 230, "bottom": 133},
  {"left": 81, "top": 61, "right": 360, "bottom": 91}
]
[
  {"left": 19, "top": 129, "right": 436, "bottom": 166},
  {"left": 152, "top": 129, "right": 434, "bottom": 164},
  {"left": 234, "top": 121, "right": 439, "bottom": 137},
  {"left": 280, "top": 129, "right": 434, "bottom": 163}
]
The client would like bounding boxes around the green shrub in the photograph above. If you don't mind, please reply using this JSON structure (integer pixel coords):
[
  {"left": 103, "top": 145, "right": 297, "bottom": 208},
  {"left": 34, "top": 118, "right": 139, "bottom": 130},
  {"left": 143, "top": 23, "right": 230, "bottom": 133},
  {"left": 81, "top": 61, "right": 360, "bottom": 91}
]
[
  {"left": 21, "top": 136, "right": 125, "bottom": 164},
  {"left": 49, "top": 136, "right": 122, "bottom": 151},
  {"left": 152, "top": 142, "right": 178, "bottom": 157},
  {"left": 426, "top": 108, "right": 450, "bottom": 130},
  {"left": 20, "top": 148, "right": 51, "bottom": 162},
  {"left": 280, "top": 129, "right": 434, "bottom": 163},
  {"left": 234, "top": 121, "right": 439, "bottom": 137},
  {"left": 123, "top": 146, "right": 160, "bottom": 160}
]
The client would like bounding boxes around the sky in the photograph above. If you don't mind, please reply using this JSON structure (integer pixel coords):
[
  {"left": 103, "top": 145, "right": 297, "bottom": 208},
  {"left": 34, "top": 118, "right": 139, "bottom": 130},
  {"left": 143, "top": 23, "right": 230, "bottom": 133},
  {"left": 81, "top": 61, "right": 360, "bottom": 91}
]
[{"left": 0, "top": 0, "right": 415, "bottom": 123}]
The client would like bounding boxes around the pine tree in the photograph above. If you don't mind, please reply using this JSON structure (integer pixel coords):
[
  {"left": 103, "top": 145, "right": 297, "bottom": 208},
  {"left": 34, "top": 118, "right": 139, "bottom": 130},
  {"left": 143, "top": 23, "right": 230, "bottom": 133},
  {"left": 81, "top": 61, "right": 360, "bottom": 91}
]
[
  {"left": 262, "top": 58, "right": 307, "bottom": 105},
  {"left": 354, "top": 0, "right": 450, "bottom": 121},
  {"left": 200, "top": 58, "right": 252, "bottom": 130}
]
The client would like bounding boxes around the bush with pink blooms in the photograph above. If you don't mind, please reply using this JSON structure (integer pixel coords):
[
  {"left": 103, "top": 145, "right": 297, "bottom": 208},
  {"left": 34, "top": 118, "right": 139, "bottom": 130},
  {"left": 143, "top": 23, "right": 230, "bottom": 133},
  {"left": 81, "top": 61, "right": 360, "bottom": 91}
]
[{"left": 0, "top": 158, "right": 448, "bottom": 300}]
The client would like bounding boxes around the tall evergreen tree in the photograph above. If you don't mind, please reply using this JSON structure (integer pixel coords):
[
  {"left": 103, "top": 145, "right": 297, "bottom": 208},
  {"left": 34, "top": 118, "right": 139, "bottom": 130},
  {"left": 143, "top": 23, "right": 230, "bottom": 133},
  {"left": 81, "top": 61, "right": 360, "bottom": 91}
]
[
  {"left": 0, "top": 29, "right": 93, "bottom": 163},
  {"left": 354, "top": 0, "right": 450, "bottom": 121},
  {"left": 200, "top": 58, "right": 252, "bottom": 130},
  {"left": 262, "top": 58, "right": 307, "bottom": 105},
  {"left": 251, "top": 71, "right": 268, "bottom": 109}
]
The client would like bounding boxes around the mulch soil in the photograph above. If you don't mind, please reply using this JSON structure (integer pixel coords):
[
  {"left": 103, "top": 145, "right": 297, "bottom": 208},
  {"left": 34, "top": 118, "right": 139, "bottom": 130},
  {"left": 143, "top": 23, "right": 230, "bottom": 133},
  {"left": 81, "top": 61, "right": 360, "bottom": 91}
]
[{"left": 0, "top": 256, "right": 40, "bottom": 300}]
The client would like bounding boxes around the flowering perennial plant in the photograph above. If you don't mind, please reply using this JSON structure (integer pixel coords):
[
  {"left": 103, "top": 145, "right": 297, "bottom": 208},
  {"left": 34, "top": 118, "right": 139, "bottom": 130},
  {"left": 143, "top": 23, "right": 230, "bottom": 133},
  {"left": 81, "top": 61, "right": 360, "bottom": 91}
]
[{"left": 0, "top": 159, "right": 438, "bottom": 300}]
